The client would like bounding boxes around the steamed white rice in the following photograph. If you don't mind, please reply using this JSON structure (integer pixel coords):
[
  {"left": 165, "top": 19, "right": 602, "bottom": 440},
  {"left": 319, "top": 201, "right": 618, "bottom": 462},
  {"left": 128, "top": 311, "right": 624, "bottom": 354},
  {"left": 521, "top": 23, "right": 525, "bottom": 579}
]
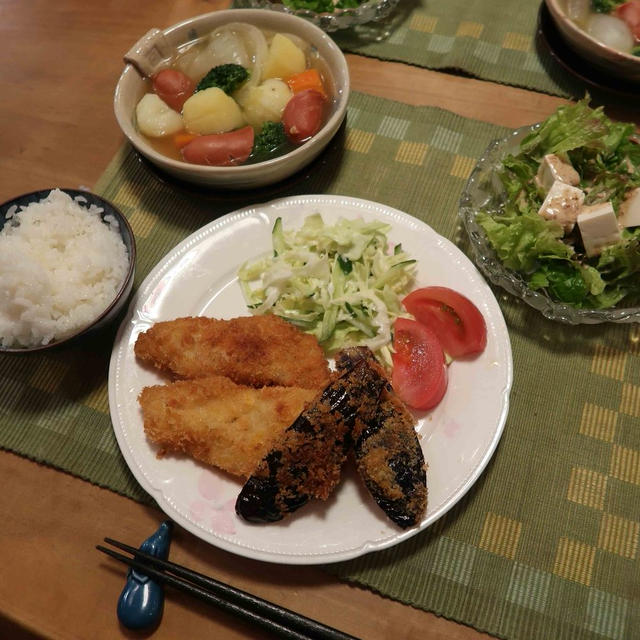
[{"left": 0, "top": 189, "right": 129, "bottom": 348}]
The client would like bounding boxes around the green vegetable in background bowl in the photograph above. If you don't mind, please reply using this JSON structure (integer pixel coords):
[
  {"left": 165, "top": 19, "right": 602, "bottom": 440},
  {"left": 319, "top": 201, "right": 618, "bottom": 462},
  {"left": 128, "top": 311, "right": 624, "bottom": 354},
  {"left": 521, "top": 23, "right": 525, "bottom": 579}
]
[
  {"left": 234, "top": 0, "right": 401, "bottom": 33},
  {"left": 282, "top": 0, "right": 365, "bottom": 9},
  {"left": 250, "top": 121, "right": 289, "bottom": 161},
  {"left": 195, "top": 63, "right": 250, "bottom": 94},
  {"left": 474, "top": 98, "right": 640, "bottom": 311}
]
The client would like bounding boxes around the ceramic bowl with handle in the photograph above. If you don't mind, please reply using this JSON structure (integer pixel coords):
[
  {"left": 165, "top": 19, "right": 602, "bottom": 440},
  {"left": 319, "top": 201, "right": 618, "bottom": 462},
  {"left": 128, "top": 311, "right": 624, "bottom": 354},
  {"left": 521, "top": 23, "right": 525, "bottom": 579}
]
[{"left": 114, "top": 9, "right": 350, "bottom": 189}]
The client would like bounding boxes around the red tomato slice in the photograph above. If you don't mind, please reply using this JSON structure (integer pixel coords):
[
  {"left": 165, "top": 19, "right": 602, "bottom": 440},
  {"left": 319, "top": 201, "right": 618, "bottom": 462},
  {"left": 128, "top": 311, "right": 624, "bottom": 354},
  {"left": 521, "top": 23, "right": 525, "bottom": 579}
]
[
  {"left": 391, "top": 318, "right": 447, "bottom": 411},
  {"left": 403, "top": 287, "right": 487, "bottom": 359},
  {"left": 181, "top": 126, "right": 254, "bottom": 166},
  {"left": 282, "top": 89, "right": 326, "bottom": 144},
  {"left": 152, "top": 69, "right": 196, "bottom": 112},
  {"left": 616, "top": 1, "right": 640, "bottom": 40}
]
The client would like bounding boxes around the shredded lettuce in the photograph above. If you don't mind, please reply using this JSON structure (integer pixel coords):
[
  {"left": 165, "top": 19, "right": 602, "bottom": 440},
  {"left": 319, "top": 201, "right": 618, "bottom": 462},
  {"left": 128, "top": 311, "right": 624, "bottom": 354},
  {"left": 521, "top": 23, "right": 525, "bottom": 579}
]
[
  {"left": 477, "top": 98, "right": 640, "bottom": 309},
  {"left": 238, "top": 214, "right": 416, "bottom": 364}
]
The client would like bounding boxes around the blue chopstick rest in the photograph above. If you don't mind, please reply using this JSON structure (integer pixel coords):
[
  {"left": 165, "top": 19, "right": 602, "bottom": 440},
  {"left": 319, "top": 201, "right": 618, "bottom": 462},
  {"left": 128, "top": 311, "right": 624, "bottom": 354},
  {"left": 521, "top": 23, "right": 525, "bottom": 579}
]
[{"left": 117, "top": 520, "right": 173, "bottom": 630}]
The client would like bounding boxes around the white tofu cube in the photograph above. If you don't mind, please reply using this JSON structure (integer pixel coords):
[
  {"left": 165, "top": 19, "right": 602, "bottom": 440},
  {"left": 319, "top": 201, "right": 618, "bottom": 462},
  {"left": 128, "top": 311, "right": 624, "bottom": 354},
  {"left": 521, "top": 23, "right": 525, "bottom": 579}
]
[
  {"left": 536, "top": 154, "right": 581, "bottom": 192},
  {"left": 577, "top": 202, "right": 622, "bottom": 257},
  {"left": 618, "top": 188, "right": 640, "bottom": 228},
  {"left": 538, "top": 180, "right": 585, "bottom": 233}
]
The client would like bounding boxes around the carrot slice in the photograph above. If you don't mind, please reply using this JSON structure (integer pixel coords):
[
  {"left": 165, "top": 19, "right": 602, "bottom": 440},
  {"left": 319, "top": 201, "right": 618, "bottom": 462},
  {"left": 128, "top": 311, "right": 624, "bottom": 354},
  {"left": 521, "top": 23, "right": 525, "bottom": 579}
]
[
  {"left": 286, "top": 69, "right": 326, "bottom": 99},
  {"left": 173, "top": 132, "right": 198, "bottom": 149}
]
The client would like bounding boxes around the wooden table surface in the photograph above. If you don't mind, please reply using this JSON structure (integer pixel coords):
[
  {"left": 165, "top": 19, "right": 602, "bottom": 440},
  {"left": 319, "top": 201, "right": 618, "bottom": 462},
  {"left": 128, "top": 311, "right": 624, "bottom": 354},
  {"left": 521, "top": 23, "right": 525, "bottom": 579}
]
[{"left": 0, "top": 1, "right": 630, "bottom": 639}]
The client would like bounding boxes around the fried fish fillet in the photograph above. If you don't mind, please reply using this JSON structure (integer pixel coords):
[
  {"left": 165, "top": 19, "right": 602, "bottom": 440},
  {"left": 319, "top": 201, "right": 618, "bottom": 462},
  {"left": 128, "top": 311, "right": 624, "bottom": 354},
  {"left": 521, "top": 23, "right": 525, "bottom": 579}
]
[
  {"left": 138, "top": 376, "right": 316, "bottom": 478},
  {"left": 135, "top": 315, "right": 330, "bottom": 391}
]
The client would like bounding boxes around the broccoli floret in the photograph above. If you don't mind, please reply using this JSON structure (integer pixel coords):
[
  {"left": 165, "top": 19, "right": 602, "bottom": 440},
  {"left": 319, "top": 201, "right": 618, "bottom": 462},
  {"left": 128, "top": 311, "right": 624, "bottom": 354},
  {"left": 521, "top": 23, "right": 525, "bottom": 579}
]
[
  {"left": 633, "top": 45, "right": 640, "bottom": 57},
  {"left": 196, "top": 64, "right": 249, "bottom": 94},
  {"left": 251, "top": 121, "right": 288, "bottom": 162},
  {"left": 591, "top": 0, "right": 623, "bottom": 13}
]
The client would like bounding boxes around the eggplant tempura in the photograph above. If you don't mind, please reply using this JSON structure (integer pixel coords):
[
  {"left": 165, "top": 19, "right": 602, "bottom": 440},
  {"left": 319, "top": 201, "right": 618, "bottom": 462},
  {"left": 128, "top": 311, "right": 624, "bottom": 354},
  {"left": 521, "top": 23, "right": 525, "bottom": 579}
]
[
  {"left": 336, "top": 348, "right": 427, "bottom": 529},
  {"left": 236, "top": 355, "right": 387, "bottom": 523},
  {"left": 236, "top": 347, "right": 427, "bottom": 528}
]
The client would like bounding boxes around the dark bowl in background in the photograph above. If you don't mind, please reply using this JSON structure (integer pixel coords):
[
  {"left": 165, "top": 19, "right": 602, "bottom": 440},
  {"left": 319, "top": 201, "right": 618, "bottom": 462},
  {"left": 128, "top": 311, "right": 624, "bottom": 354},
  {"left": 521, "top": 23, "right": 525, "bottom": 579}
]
[{"left": 0, "top": 189, "right": 136, "bottom": 353}]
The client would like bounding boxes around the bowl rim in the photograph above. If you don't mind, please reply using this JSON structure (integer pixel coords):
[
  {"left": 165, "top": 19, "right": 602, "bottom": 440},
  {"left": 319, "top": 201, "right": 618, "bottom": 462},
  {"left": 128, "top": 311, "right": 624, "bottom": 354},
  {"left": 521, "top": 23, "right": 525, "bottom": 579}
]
[
  {"left": 113, "top": 8, "right": 351, "bottom": 178},
  {"left": 247, "top": 0, "right": 400, "bottom": 18},
  {"left": 0, "top": 188, "right": 137, "bottom": 353},
  {"left": 544, "top": 0, "right": 640, "bottom": 67},
  {"left": 458, "top": 124, "right": 640, "bottom": 324}
]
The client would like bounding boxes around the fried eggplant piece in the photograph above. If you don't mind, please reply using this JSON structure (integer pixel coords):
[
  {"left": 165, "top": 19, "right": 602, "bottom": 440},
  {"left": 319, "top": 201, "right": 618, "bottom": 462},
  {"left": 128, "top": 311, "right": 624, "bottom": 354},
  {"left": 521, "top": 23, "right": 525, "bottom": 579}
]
[
  {"left": 139, "top": 376, "right": 316, "bottom": 478},
  {"left": 336, "top": 347, "right": 427, "bottom": 529},
  {"left": 235, "top": 359, "right": 386, "bottom": 523},
  {"left": 134, "top": 315, "right": 331, "bottom": 391},
  {"left": 353, "top": 389, "right": 427, "bottom": 528}
]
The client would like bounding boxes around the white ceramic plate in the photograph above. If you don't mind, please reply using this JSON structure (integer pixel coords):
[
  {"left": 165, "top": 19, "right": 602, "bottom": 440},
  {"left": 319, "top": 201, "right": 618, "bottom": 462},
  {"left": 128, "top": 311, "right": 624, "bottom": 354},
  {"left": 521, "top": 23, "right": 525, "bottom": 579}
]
[{"left": 109, "top": 195, "right": 513, "bottom": 565}]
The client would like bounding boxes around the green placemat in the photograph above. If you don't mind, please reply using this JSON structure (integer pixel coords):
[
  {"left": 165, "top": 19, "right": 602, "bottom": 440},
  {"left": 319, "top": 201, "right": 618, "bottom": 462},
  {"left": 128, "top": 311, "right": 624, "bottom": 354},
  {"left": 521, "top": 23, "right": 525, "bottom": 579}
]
[
  {"left": 2, "top": 91, "right": 639, "bottom": 639},
  {"left": 233, "top": 0, "right": 586, "bottom": 99},
  {"left": 336, "top": 0, "right": 581, "bottom": 97}
]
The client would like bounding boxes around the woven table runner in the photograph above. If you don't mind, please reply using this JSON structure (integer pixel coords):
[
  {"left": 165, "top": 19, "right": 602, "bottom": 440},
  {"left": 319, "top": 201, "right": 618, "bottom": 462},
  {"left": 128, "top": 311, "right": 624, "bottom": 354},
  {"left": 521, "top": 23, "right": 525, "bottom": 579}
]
[
  {"left": 1, "top": 91, "right": 639, "bottom": 639},
  {"left": 233, "top": 0, "right": 586, "bottom": 98}
]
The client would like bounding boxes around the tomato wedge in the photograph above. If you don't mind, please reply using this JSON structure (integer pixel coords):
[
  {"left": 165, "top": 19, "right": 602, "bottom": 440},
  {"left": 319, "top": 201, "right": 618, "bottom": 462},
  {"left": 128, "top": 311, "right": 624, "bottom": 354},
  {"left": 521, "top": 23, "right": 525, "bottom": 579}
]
[
  {"left": 391, "top": 318, "right": 447, "bottom": 411},
  {"left": 403, "top": 287, "right": 487, "bottom": 359}
]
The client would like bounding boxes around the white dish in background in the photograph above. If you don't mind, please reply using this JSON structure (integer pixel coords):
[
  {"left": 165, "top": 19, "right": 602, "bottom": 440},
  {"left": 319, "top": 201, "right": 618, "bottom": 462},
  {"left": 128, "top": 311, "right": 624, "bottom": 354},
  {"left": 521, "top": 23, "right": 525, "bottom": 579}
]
[
  {"left": 544, "top": 0, "right": 640, "bottom": 83},
  {"left": 109, "top": 195, "right": 513, "bottom": 565}
]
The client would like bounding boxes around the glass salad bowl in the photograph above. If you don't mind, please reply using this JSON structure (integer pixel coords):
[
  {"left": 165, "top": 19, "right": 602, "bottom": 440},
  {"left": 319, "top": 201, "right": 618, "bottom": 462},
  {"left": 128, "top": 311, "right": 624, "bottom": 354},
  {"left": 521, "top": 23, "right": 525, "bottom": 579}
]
[
  {"left": 233, "top": 0, "right": 400, "bottom": 32},
  {"left": 459, "top": 124, "right": 640, "bottom": 324}
]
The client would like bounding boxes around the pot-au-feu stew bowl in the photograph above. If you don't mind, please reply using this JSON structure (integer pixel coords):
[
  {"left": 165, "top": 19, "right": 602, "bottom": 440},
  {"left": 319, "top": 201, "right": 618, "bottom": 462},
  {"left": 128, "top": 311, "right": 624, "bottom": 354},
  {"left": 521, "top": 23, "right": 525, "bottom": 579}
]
[{"left": 114, "top": 9, "right": 350, "bottom": 189}]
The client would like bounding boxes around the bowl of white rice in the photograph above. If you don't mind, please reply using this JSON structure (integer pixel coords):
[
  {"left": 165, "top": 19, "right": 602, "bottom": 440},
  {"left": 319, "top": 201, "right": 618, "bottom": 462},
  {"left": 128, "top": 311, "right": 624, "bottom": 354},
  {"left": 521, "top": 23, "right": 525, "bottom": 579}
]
[{"left": 0, "top": 188, "right": 136, "bottom": 352}]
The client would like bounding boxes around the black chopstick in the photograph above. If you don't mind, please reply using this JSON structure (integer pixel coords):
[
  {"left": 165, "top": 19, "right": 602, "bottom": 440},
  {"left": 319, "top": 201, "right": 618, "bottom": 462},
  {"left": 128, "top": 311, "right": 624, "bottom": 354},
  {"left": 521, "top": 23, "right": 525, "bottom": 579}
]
[{"left": 97, "top": 538, "right": 359, "bottom": 640}]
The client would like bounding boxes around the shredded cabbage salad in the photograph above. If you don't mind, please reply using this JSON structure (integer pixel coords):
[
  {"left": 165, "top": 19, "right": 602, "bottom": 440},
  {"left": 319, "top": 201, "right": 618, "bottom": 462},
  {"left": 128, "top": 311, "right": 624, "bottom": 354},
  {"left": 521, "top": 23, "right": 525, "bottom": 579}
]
[
  {"left": 477, "top": 99, "right": 640, "bottom": 309},
  {"left": 238, "top": 214, "right": 416, "bottom": 364}
]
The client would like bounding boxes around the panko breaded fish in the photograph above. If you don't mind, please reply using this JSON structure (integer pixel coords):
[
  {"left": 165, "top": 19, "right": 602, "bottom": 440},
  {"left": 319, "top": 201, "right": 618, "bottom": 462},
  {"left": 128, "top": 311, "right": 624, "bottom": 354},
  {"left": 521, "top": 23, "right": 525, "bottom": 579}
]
[
  {"left": 138, "top": 376, "right": 316, "bottom": 478},
  {"left": 235, "top": 357, "right": 386, "bottom": 523},
  {"left": 336, "top": 347, "right": 427, "bottom": 529},
  {"left": 134, "top": 315, "right": 330, "bottom": 391}
]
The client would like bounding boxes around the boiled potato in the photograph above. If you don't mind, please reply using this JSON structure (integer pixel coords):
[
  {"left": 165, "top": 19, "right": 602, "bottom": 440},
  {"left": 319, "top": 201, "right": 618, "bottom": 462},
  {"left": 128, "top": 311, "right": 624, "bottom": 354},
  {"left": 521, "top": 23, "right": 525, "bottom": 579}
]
[
  {"left": 239, "top": 79, "right": 293, "bottom": 128},
  {"left": 182, "top": 87, "right": 245, "bottom": 135},
  {"left": 262, "top": 33, "right": 306, "bottom": 81},
  {"left": 136, "top": 94, "right": 183, "bottom": 137}
]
